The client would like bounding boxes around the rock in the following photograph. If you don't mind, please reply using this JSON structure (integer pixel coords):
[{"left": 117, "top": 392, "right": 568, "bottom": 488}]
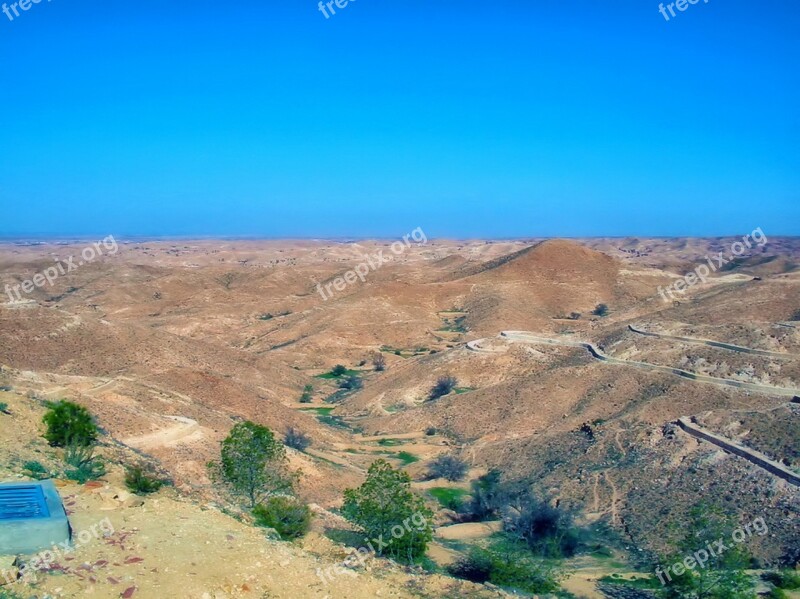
[{"left": 0, "top": 555, "right": 19, "bottom": 585}]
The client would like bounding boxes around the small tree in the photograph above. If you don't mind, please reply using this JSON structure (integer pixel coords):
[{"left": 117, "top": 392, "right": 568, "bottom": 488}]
[
  {"left": 331, "top": 364, "right": 348, "bottom": 377},
  {"left": 284, "top": 427, "right": 312, "bottom": 451},
  {"left": 43, "top": 401, "right": 98, "bottom": 447},
  {"left": 469, "top": 469, "right": 503, "bottom": 520},
  {"left": 210, "top": 421, "right": 294, "bottom": 508},
  {"left": 429, "top": 375, "right": 458, "bottom": 400},
  {"left": 592, "top": 304, "right": 609, "bottom": 317},
  {"left": 342, "top": 460, "right": 434, "bottom": 564},
  {"left": 253, "top": 496, "right": 312, "bottom": 540},
  {"left": 372, "top": 352, "right": 386, "bottom": 372},
  {"left": 427, "top": 453, "right": 469, "bottom": 482},
  {"left": 657, "top": 505, "right": 755, "bottom": 599}
]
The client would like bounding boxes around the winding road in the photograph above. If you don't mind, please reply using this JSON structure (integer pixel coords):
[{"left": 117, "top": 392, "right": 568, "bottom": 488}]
[
  {"left": 627, "top": 325, "right": 796, "bottom": 360},
  {"left": 467, "top": 330, "right": 800, "bottom": 397}
]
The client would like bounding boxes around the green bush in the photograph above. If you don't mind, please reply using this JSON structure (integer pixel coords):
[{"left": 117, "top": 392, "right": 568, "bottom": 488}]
[
  {"left": 125, "top": 466, "right": 166, "bottom": 495},
  {"left": 592, "top": 303, "right": 609, "bottom": 317},
  {"left": 764, "top": 571, "right": 800, "bottom": 590},
  {"left": 64, "top": 442, "right": 105, "bottom": 483},
  {"left": 338, "top": 375, "right": 363, "bottom": 391},
  {"left": 23, "top": 460, "right": 49, "bottom": 480},
  {"left": 447, "top": 546, "right": 562, "bottom": 593},
  {"left": 43, "top": 400, "right": 98, "bottom": 447},
  {"left": 0, "top": 402, "right": 8, "bottom": 414},
  {"left": 331, "top": 364, "right": 348, "bottom": 377},
  {"left": 429, "top": 375, "right": 457, "bottom": 400},
  {"left": 253, "top": 496, "right": 311, "bottom": 540},
  {"left": 284, "top": 427, "right": 312, "bottom": 451},
  {"left": 299, "top": 384, "right": 314, "bottom": 403}
]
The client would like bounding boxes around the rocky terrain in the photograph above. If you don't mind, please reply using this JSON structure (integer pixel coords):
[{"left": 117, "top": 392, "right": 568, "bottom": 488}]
[{"left": 1, "top": 236, "right": 799, "bottom": 597}]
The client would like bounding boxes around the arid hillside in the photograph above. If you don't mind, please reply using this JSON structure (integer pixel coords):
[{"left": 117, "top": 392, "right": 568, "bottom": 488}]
[{"left": 1, "top": 236, "right": 799, "bottom": 597}]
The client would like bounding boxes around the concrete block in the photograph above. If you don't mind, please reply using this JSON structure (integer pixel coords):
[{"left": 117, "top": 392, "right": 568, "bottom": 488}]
[{"left": 0, "top": 480, "right": 71, "bottom": 555}]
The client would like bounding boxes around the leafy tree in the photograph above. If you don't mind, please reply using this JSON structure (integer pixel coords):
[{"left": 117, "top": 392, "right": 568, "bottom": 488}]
[
  {"left": 429, "top": 375, "right": 458, "bottom": 400},
  {"left": 42, "top": 400, "right": 98, "bottom": 447},
  {"left": 657, "top": 505, "right": 756, "bottom": 599},
  {"left": 342, "top": 459, "right": 434, "bottom": 564},
  {"left": 331, "top": 364, "right": 348, "bottom": 377},
  {"left": 210, "top": 421, "right": 294, "bottom": 508},
  {"left": 592, "top": 303, "right": 609, "bottom": 317},
  {"left": 426, "top": 453, "right": 469, "bottom": 482},
  {"left": 284, "top": 427, "right": 312, "bottom": 451},
  {"left": 253, "top": 496, "right": 312, "bottom": 540}
]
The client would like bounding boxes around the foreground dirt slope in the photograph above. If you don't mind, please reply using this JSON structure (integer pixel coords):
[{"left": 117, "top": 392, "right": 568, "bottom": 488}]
[{"left": 0, "top": 389, "right": 504, "bottom": 599}]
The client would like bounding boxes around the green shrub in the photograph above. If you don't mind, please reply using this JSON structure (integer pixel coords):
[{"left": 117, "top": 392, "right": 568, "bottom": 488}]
[
  {"left": 592, "top": 303, "right": 609, "bottom": 317},
  {"left": 23, "top": 460, "right": 49, "bottom": 480},
  {"left": 331, "top": 364, "right": 348, "bottom": 377},
  {"left": 125, "top": 466, "right": 166, "bottom": 495},
  {"left": 284, "top": 427, "right": 312, "bottom": 451},
  {"left": 43, "top": 400, "right": 98, "bottom": 447},
  {"left": 64, "top": 442, "right": 105, "bottom": 483},
  {"left": 338, "top": 375, "right": 363, "bottom": 391},
  {"left": 429, "top": 375, "right": 457, "bottom": 400},
  {"left": 299, "top": 384, "right": 314, "bottom": 403},
  {"left": 764, "top": 571, "right": 800, "bottom": 590},
  {"left": 253, "top": 496, "right": 311, "bottom": 540},
  {"left": 447, "top": 546, "right": 562, "bottom": 593},
  {"left": 0, "top": 402, "right": 8, "bottom": 414}
]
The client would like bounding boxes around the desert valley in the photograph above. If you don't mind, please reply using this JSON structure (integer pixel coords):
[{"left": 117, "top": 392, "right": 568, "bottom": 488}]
[{"left": 1, "top": 235, "right": 798, "bottom": 598}]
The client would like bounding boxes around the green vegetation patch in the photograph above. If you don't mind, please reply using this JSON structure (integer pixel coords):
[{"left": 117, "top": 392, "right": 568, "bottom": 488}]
[
  {"left": 598, "top": 574, "right": 661, "bottom": 590},
  {"left": 429, "top": 487, "right": 468, "bottom": 511},
  {"left": 299, "top": 407, "right": 335, "bottom": 415},
  {"left": 395, "top": 451, "right": 420, "bottom": 466}
]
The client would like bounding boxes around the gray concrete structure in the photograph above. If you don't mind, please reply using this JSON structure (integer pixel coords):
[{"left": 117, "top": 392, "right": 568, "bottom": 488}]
[{"left": 0, "top": 480, "right": 71, "bottom": 555}]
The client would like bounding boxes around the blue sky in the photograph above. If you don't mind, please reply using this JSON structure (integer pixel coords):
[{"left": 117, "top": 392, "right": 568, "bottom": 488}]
[{"left": 1, "top": 0, "right": 798, "bottom": 238}]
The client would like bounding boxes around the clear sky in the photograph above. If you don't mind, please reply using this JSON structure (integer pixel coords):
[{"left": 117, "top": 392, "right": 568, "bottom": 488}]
[{"left": 1, "top": 0, "right": 798, "bottom": 238}]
